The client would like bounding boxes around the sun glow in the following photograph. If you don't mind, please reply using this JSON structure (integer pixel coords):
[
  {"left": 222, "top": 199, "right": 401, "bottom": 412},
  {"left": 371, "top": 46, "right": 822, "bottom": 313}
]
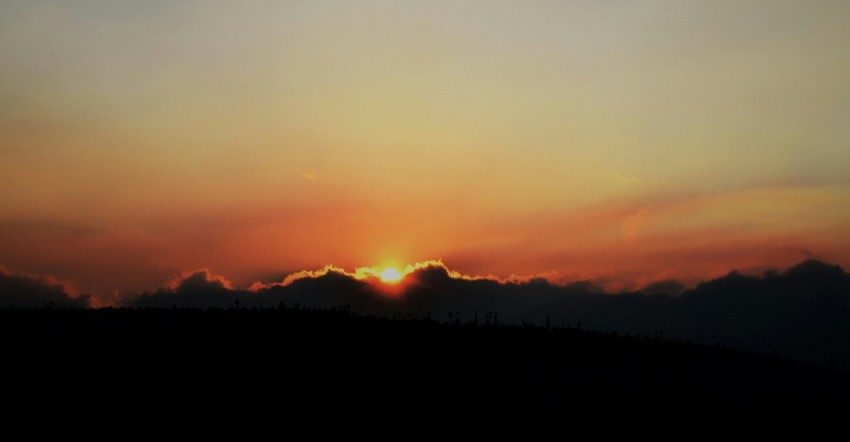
[
  {"left": 380, "top": 267, "right": 403, "bottom": 284},
  {"left": 251, "top": 259, "right": 493, "bottom": 292}
]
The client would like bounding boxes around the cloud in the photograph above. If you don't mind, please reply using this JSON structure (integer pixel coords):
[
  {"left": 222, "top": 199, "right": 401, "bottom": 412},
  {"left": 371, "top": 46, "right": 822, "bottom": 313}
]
[
  {"left": 250, "top": 260, "right": 501, "bottom": 292},
  {"left": 640, "top": 279, "right": 685, "bottom": 296},
  {"left": 130, "top": 269, "right": 238, "bottom": 308},
  {"left": 167, "top": 269, "right": 233, "bottom": 291},
  {"left": 621, "top": 207, "right": 650, "bottom": 241},
  {"left": 123, "top": 259, "right": 850, "bottom": 369},
  {"left": 0, "top": 266, "right": 90, "bottom": 308}
]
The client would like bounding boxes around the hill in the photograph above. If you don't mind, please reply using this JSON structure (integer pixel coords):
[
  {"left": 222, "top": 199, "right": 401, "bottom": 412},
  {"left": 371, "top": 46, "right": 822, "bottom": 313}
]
[{"left": 1, "top": 307, "right": 848, "bottom": 436}]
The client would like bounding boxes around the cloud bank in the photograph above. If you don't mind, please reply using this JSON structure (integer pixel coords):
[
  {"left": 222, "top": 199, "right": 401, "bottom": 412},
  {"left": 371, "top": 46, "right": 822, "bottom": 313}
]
[
  {"left": 118, "top": 259, "right": 850, "bottom": 369},
  {"left": 2, "top": 259, "right": 848, "bottom": 369},
  {"left": 0, "top": 267, "right": 90, "bottom": 309}
]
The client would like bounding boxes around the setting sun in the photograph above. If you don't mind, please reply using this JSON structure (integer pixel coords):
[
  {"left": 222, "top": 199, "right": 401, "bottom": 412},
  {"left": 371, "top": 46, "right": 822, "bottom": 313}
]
[{"left": 380, "top": 268, "right": 402, "bottom": 284}]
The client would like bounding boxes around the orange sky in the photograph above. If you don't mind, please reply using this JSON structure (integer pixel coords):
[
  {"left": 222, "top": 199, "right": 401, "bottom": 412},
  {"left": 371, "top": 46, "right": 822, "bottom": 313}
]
[{"left": 1, "top": 1, "right": 850, "bottom": 302}]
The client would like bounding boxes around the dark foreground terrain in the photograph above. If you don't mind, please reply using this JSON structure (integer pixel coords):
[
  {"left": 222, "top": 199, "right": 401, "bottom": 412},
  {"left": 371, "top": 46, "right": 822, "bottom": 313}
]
[{"left": 2, "top": 307, "right": 848, "bottom": 436}]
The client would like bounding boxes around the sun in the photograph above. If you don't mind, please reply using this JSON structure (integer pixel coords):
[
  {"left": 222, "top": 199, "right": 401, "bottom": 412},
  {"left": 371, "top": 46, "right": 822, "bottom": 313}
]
[{"left": 380, "top": 267, "right": 402, "bottom": 284}]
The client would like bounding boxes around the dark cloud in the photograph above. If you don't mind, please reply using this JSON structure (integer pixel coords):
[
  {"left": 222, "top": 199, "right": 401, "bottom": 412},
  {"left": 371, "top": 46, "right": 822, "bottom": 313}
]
[
  {"left": 641, "top": 279, "right": 685, "bottom": 295},
  {"left": 0, "top": 267, "right": 90, "bottom": 308},
  {"left": 124, "top": 260, "right": 850, "bottom": 369},
  {"left": 131, "top": 269, "right": 237, "bottom": 308}
]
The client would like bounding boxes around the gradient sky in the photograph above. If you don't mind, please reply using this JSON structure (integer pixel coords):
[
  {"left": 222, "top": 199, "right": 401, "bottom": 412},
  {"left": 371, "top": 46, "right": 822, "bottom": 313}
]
[{"left": 2, "top": 1, "right": 849, "bottom": 301}]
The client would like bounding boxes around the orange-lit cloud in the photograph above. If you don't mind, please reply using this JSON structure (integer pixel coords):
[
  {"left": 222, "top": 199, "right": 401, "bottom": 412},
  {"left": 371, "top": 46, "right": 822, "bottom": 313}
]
[
  {"left": 248, "top": 259, "right": 568, "bottom": 295},
  {"left": 167, "top": 269, "right": 234, "bottom": 291},
  {"left": 0, "top": 181, "right": 848, "bottom": 304},
  {"left": 621, "top": 207, "right": 650, "bottom": 241}
]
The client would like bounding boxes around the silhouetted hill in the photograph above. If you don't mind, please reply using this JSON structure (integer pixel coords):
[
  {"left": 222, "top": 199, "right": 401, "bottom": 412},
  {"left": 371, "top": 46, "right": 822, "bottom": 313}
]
[{"left": 1, "top": 307, "right": 847, "bottom": 436}]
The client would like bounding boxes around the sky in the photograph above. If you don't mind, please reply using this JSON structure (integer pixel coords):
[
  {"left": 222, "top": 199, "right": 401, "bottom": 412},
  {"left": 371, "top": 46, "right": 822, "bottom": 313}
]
[{"left": 1, "top": 1, "right": 849, "bottom": 302}]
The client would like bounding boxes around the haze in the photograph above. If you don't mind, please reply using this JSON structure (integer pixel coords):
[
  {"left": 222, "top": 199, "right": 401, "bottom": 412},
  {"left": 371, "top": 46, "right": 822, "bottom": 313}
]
[{"left": 1, "top": 1, "right": 849, "bottom": 301}]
